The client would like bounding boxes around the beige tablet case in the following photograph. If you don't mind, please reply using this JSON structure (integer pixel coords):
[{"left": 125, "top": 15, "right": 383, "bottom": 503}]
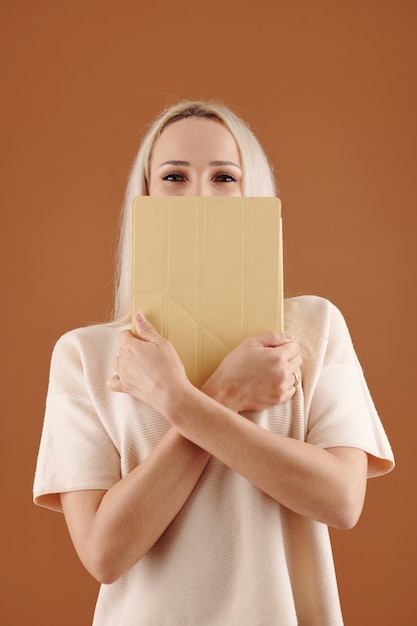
[{"left": 132, "top": 196, "right": 283, "bottom": 387}]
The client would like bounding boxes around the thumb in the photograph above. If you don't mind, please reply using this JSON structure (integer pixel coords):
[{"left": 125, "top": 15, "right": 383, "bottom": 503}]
[
  {"left": 134, "top": 312, "right": 160, "bottom": 343},
  {"left": 251, "top": 330, "right": 294, "bottom": 348}
]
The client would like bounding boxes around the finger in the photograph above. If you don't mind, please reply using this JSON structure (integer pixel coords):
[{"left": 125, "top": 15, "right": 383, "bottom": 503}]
[
  {"left": 292, "top": 372, "right": 302, "bottom": 387},
  {"left": 134, "top": 312, "right": 161, "bottom": 344},
  {"left": 118, "top": 329, "right": 134, "bottom": 345},
  {"left": 107, "top": 375, "right": 123, "bottom": 392},
  {"left": 250, "top": 331, "right": 294, "bottom": 348},
  {"left": 288, "top": 352, "right": 302, "bottom": 370}
]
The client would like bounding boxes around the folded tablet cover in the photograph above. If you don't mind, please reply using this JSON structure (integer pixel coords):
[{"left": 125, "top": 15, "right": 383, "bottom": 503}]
[{"left": 132, "top": 196, "right": 283, "bottom": 387}]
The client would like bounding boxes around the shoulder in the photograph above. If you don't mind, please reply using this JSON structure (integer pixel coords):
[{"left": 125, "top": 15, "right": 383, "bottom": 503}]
[
  {"left": 284, "top": 295, "right": 354, "bottom": 363},
  {"left": 51, "top": 323, "right": 128, "bottom": 365},
  {"left": 285, "top": 294, "right": 340, "bottom": 317},
  {"left": 55, "top": 322, "right": 127, "bottom": 347},
  {"left": 47, "top": 323, "right": 128, "bottom": 393},
  {"left": 285, "top": 295, "right": 347, "bottom": 333}
]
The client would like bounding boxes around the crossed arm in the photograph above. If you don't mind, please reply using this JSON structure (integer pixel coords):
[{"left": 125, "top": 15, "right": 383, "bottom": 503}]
[{"left": 60, "top": 314, "right": 367, "bottom": 584}]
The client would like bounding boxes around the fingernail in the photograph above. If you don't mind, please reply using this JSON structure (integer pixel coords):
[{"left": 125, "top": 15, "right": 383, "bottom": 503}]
[{"left": 136, "top": 311, "right": 147, "bottom": 323}]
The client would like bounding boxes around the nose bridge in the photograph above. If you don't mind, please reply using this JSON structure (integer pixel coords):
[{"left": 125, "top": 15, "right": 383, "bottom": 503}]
[{"left": 186, "top": 173, "right": 210, "bottom": 196}]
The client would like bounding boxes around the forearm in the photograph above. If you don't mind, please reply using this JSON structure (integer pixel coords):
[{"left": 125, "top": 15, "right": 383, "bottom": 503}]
[
  {"left": 109, "top": 318, "right": 366, "bottom": 538},
  {"left": 165, "top": 384, "right": 367, "bottom": 529},
  {"left": 62, "top": 426, "right": 210, "bottom": 583}
]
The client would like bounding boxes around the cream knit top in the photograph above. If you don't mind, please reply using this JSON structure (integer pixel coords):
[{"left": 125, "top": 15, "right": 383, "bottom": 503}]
[{"left": 34, "top": 296, "right": 394, "bottom": 625}]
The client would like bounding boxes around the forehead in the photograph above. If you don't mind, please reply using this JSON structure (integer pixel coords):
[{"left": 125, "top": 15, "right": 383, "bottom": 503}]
[{"left": 152, "top": 117, "right": 240, "bottom": 158}]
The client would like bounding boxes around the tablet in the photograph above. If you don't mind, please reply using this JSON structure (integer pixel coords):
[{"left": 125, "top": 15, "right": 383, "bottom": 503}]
[{"left": 132, "top": 196, "right": 283, "bottom": 387}]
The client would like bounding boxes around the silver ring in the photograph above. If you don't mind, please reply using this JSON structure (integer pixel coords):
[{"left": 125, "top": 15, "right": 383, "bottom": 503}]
[{"left": 293, "top": 373, "right": 301, "bottom": 387}]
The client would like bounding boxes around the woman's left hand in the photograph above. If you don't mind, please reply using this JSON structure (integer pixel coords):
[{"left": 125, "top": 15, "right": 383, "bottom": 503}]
[{"left": 201, "top": 331, "right": 302, "bottom": 413}]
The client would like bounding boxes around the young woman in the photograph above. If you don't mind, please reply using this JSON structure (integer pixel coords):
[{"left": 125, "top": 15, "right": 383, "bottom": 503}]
[{"left": 34, "top": 101, "right": 394, "bottom": 625}]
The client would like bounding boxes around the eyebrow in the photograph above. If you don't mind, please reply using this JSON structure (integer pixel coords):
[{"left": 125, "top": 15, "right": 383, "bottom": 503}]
[
  {"left": 210, "top": 160, "right": 241, "bottom": 169},
  {"left": 159, "top": 160, "right": 241, "bottom": 169}
]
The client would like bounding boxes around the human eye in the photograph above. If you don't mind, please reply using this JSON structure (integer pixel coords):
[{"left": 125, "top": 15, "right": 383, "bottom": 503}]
[
  {"left": 213, "top": 172, "right": 237, "bottom": 183},
  {"left": 162, "top": 172, "right": 187, "bottom": 183}
]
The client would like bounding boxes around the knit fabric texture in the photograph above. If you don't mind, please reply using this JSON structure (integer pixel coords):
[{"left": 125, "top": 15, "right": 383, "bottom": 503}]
[{"left": 33, "top": 296, "right": 394, "bottom": 625}]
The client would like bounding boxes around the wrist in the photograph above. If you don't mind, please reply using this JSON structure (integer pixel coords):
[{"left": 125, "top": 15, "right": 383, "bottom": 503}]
[{"left": 201, "top": 375, "right": 240, "bottom": 412}]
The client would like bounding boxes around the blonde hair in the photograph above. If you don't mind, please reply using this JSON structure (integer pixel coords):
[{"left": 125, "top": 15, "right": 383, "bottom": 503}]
[{"left": 112, "top": 100, "right": 277, "bottom": 324}]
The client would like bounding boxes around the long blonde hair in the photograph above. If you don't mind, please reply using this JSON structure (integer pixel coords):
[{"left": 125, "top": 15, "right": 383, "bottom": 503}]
[{"left": 112, "top": 100, "right": 277, "bottom": 324}]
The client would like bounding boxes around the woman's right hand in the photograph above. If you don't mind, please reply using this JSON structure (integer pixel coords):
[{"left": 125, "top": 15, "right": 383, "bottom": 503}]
[{"left": 201, "top": 332, "right": 302, "bottom": 413}]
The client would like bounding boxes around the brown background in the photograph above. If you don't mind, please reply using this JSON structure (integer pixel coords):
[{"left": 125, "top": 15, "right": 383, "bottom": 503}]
[{"left": 1, "top": 1, "right": 416, "bottom": 624}]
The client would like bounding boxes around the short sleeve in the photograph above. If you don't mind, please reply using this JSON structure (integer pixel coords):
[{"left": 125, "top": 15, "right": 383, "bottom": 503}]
[
  {"left": 305, "top": 301, "right": 394, "bottom": 478},
  {"left": 33, "top": 332, "right": 121, "bottom": 512}
]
